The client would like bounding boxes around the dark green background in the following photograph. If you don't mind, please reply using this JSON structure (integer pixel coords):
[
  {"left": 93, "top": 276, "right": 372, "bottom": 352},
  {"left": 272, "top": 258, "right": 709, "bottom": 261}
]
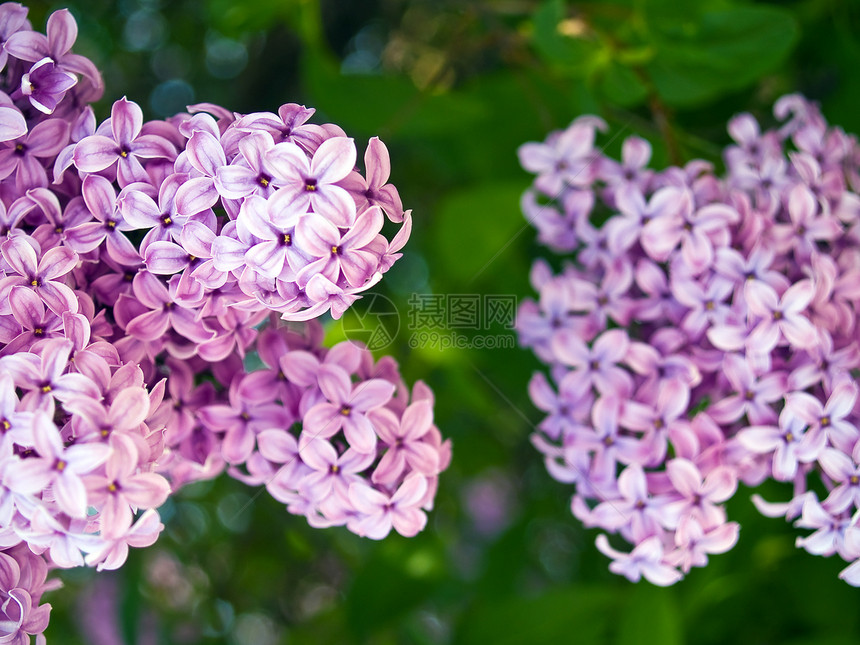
[{"left": 25, "top": 0, "right": 860, "bottom": 643}]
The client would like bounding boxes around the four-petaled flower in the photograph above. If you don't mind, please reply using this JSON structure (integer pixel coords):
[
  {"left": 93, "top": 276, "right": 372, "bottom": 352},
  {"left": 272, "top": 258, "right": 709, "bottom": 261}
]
[
  {"left": 347, "top": 473, "right": 429, "bottom": 540},
  {"left": 302, "top": 364, "right": 394, "bottom": 454},
  {"left": 5, "top": 410, "right": 110, "bottom": 518},
  {"left": 74, "top": 97, "right": 175, "bottom": 186}
]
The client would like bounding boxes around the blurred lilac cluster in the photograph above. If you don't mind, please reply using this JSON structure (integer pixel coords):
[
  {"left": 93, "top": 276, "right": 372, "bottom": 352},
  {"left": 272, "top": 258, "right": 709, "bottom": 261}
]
[
  {"left": 0, "top": 4, "right": 447, "bottom": 642},
  {"left": 517, "top": 95, "right": 860, "bottom": 585}
]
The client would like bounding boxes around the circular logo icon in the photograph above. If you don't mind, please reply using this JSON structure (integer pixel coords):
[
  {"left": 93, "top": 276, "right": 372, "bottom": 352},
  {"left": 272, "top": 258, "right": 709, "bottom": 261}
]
[{"left": 340, "top": 292, "right": 400, "bottom": 351}]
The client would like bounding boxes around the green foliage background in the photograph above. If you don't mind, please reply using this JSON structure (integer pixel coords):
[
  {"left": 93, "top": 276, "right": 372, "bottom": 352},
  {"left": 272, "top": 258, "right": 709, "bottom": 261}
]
[{"left": 23, "top": 0, "right": 860, "bottom": 642}]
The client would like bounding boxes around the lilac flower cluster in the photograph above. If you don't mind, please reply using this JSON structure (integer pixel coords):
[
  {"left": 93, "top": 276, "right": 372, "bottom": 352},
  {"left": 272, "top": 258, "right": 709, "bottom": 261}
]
[
  {"left": 66, "top": 98, "right": 411, "bottom": 324},
  {"left": 0, "top": 543, "right": 55, "bottom": 645},
  {"left": 0, "top": 4, "right": 446, "bottom": 642},
  {"left": 517, "top": 95, "right": 860, "bottom": 585},
  {"left": 223, "top": 324, "right": 451, "bottom": 538}
]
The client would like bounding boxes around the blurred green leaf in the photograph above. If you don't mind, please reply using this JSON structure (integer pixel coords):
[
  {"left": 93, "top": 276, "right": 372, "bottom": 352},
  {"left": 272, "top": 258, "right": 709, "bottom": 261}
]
[
  {"left": 646, "top": 6, "right": 799, "bottom": 106},
  {"left": 207, "top": 0, "right": 297, "bottom": 34},
  {"left": 615, "top": 584, "right": 683, "bottom": 645},
  {"left": 532, "top": 0, "right": 602, "bottom": 75},
  {"left": 596, "top": 60, "right": 648, "bottom": 107},
  {"left": 431, "top": 182, "right": 529, "bottom": 284},
  {"left": 456, "top": 586, "right": 616, "bottom": 645},
  {"left": 639, "top": 0, "right": 706, "bottom": 34},
  {"left": 345, "top": 539, "right": 445, "bottom": 638},
  {"left": 303, "top": 48, "right": 485, "bottom": 137}
]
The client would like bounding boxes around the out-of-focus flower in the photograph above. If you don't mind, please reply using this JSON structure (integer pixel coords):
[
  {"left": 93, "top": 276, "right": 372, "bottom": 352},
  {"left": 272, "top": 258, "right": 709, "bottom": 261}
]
[{"left": 518, "top": 94, "right": 860, "bottom": 586}]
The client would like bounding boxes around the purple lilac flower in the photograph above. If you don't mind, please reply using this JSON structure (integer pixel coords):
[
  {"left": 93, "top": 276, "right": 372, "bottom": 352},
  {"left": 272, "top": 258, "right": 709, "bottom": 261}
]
[
  {"left": 18, "top": 57, "right": 77, "bottom": 114},
  {"left": 301, "top": 364, "right": 394, "bottom": 454},
  {"left": 233, "top": 103, "right": 327, "bottom": 153},
  {"left": 5, "top": 410, "right": 110, "bottom": 518},
  {"left": 266, "top": 136, "right": 357, "bottom": 227},
  {"left": 214, "top": 131, "right": 279, "bottom": 201},
  {"left": 5, "top": 8, "right": 102, "bottom": 92},
  {"left": 342, "top": 136, "right": 405, "bottom": 222},
  {"left": 0, "top": 3, "right": 29, "bottom": 72},
  {"left": 0, "top": 10, "right": 445, "bottom": 640},
  {"left": 518, "top": 115, "right": 605, "bottom": 195},
  {"left": 347, "top": 473, "right": 429, "bottom": 540},
  {"left": 0, "top": 544, "right": 53, "bottom": 643},
  {"left": 74, "top": 97, "right": 175, "bottom": 186},
  {"left": 0, "top": 117, "right": 69, "bottom": 191},
  {"left": 517, "top": 94, "right": 860, "bottom": 586}
]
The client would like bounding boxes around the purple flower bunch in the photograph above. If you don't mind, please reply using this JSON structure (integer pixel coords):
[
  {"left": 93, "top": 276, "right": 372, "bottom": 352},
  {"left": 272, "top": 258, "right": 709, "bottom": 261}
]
[
  {"left": 0, "top": 543, "right": 55, "bottom": 645},
  {"left": 517, "top": 95, "right": 860, "bottom": 585},
  {"left": 223, "top": 324, "right": 452, "bottom": 539},
  {"left": 0, "top": 4, "right": 448, "bottom": 642},
  {"left": 66, "top": 97, "right": 411, "bottom": 323}
]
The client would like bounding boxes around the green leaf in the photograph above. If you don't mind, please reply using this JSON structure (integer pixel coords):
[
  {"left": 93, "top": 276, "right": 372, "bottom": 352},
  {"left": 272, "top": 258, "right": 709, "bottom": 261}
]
[
  {"left": 303, "top": 49, "right": 486, "bottom": 137},
  {"left": 456, "top": 586, "right": 616, "bottom": 645},
  {"left": 645, "top": 6, "right": 799, "bottom": 106},
  {"left": 639, "top": 0, "right": 707, "bottom": 35},
  {"left": 596, "top": 60, "right": 648, "bottom": 107},
  {"left": 345, "top": 540, "right": 443, "bottom": 638},
  {"left": 532, "top": 0, "right": 602, "bottom": 76},
  {"left": 431, "top": 182, "right": 531, "bottom": 285},
  {"left": 615, "top": 584, "right": 683, "bottom": 645},
  {"left": 206, "top": 0, "right": 297, "bottom": 35}
]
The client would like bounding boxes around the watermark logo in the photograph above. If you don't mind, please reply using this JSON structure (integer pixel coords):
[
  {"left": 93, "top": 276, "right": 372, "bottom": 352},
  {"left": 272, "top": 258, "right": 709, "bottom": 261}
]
[
  {"left": 341, "top": 292, "right": 518, "bottom": 351},
  {"left": 340, "top": 292, "right": 400, "bottom": 351},
  {"left": 407, "top": 293, "right": 517, "bottom": 350},
  {"left": 408, "top": 330, "right": 516, "bottom": 351}
]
